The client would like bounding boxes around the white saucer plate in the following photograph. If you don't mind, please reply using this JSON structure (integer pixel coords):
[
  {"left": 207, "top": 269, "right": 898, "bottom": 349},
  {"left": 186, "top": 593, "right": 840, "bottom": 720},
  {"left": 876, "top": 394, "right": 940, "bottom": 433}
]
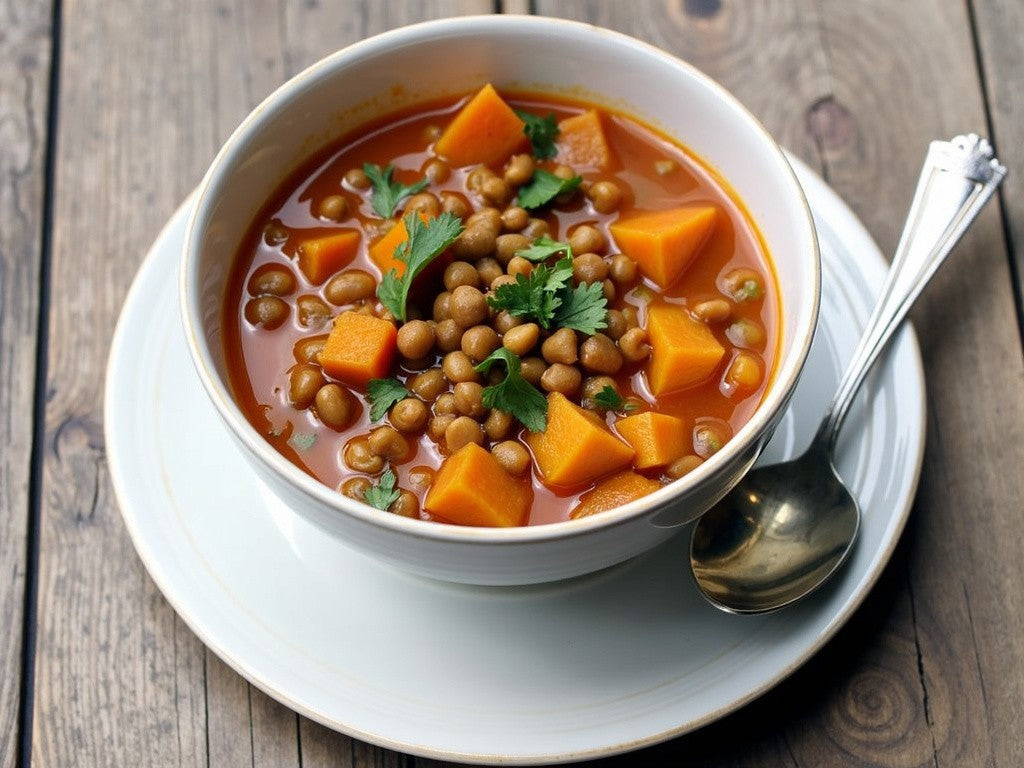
[{"left": 105, "top": 158, "right": 925, "bottom": 764}]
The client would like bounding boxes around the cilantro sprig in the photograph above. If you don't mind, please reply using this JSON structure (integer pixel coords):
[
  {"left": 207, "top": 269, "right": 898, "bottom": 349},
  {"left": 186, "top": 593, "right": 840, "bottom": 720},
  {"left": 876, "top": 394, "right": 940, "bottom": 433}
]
[
  {"left": 363, "top": 468, "right": 400, "bottom": 511},
  {"left": 517, "top": 169, "right": 582, "bottom": 210},
  {"left": 487, "top": 243, "right": 607, "bottom": 334},
  {"left": 593, "top": 385, "right": 637, "bottom": 413},
  {"left": 552, "top": 281, "right": 608, "bottom": 335},
  {"left": 474, "top": 348, "right": 548, "bottom": 433},
  {"left": 487, "top": 256, "right": 573, "bottom": 329},
  {"left": 514, "top": 235, "right": 572, "bottom": 263},
  {"left": 367, "top": 378, "right": 411, "bottom": 422},
  {"left": 363, "top": 163, "right": 429, "bottom": 218},
  {"left": 377, "top": 211, "right": 463, "bottom": 321},
  {"left": 515, "top": 110, "right": 559, "bottom": 159}
]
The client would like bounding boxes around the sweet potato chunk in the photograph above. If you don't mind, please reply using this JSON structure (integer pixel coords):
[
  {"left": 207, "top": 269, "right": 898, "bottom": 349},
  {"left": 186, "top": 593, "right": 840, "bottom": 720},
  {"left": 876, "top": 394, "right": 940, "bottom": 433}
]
[
  {"left": 297, "top": 230, "right": 361, "bottom": 285},
  {"left": 525, "top": 392, "right": 634, "bottom": 488},
  {"left": 609, "top": 206, "right": 718, "bottom": 288},
  {"left": 570, "top": 471, "right": 662, "bottom": 519},
  {"left": 434, "top": 83, "right": 526, "bottom": 167},
  {"left": 646, "top": 304, "right": 725, "bottom": 396},
  {"left": 614, "top": 412, "right": 688, "bottom": 469},
  {"left": 318, "top": 311, "right": 397, "bottom": 387},
  {"left": 424, "top": 443, "right": 532, "bottom": 527},
  {"left": 557, "top": 109, "right": 614, "bottom": 170}
]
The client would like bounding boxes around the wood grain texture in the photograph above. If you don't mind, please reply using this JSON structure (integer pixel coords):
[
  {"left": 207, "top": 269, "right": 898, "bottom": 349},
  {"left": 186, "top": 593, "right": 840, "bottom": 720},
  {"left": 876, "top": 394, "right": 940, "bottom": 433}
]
[
  {"left": 971, "top": 0, "right": 1024, "bottom": 376},
  {"left": 0, "top": 0, "right": 52, "bottom": 766},
  {"left": 939, "top": 3, "right": 1024, "bottom": 763}
]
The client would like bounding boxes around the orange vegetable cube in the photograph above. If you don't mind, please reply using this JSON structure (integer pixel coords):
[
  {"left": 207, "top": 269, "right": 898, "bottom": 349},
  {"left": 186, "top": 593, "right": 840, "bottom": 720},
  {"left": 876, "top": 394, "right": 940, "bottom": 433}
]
[
  {"left": 645, "top": 304, "right": 725, "bottom": 396},
  {"left": 297, "top": 229, "right": 361, "bottom": 285},
  {"left": 570, "top": 471, "right": 662, "bottom": 519},
  {"left": 525, "top": 393, "right": 635, "bottom": 488},
  {"left": 434, "top": 83, "right": 526, "bottom": 168},
  {"left": 317, "top": 311, "right": 397, "bottom": 387},
  {"left": 614, "top": 412, "right": 688, "bottom": 469},
  {"left": 609, "top": 206, "right": 718, "bottom": 288},
  {"left": 557, "top": 109, "right": 614, "bottom": 170},
  {"left": 424, "top": 443, "right": 532, "bottom": 527}
]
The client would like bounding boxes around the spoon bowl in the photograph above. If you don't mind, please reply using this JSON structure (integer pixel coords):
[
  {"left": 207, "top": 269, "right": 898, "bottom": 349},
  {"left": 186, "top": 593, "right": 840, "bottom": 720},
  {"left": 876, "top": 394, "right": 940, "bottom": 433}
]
[
  {"left": 690, "top": 446, "right": 859, "bottom": 613},
  {"left": 690, "top": 134, "right": 1006, "bottom": 614}
]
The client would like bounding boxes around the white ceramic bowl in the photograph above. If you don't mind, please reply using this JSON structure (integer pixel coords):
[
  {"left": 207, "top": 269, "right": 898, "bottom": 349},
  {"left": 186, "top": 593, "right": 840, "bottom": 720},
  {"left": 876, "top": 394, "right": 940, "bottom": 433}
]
[{"left": 181, "top": 15, "right": 819, "bottom": 585}]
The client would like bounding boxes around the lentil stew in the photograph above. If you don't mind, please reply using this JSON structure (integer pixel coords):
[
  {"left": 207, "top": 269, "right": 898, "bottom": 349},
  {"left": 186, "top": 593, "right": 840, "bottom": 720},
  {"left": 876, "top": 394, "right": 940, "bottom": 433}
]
[{"left": 223, "top": 84, "right": 779, "bottom": 526}]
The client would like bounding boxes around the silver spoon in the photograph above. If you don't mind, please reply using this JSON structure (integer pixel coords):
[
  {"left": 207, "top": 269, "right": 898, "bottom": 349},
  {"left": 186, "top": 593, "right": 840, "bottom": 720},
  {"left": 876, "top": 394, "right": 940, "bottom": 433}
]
[{"left": 690, "top": 134, "right": 1006, "bottom": 614}]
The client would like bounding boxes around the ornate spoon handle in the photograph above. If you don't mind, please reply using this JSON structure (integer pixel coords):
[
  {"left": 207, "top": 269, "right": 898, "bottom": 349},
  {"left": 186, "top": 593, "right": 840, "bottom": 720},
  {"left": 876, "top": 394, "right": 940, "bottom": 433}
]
[{"left": 813, "top": 134, "right": 1006, "bottom": 455}]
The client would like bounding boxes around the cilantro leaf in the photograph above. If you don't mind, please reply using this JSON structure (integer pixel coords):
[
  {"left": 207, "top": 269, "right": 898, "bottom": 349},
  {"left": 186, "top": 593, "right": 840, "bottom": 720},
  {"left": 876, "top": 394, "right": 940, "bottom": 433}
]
[
  {"left": 367, "top": 377, "right": 411, "bottom": 422},
  {"left": 517, "top": 169, "right": 582, "bottom": 210},
  {"left": 515, "top": 110, "right": 559, "bottom": 159},
  {"left": 593, "top": 385, "right": 637, "bottom": 413},
  {"left": 514, "top": 235, "right": 572, "bottom": 263},
  {"left": 363, "top": 468, "right": 400, "bottom": 511},
  {"left": 377, "top": 211, "right": 464, "bottom": 321},
  {"left": 552, "top": 281, "right": 608, "bottom": 334},
  {"left": 486, "top": 256, "right": 573, "bottom": 329},
  {"left": 546, "top": 255, "right": 575, "bottom": 287},
  {"left": 287, "top": 431, "right": 317, "bottom": 451},
  {"left": 484, "top": 251, "right": 604, "bottom": 333},
  {"left": 474, "top": 348, "right": 548, "bottom": 432},
  {"left": 363, "top": 163, "right": 429, "bottom": 218}
]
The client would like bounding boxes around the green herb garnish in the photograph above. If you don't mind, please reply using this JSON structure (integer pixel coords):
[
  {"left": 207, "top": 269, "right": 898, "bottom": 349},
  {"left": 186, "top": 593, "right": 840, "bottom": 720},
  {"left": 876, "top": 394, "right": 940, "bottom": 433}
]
[
  {"left": 474, "top": 348, "right": 548, "bottom": 433},
  {"left": 486, "top": 256, "right": 574, "bottom": 329},
  {"left": 487, "top": 245, "right": 607, "bottom": 333},
  {"left": 514, "top": 235, "right": 572, "bottom": 263},
  {"left": 517, "top": 169, "right": 582, "bottom": 210},
  {"left": 377, "top": 211, "right": 464, "bottom": 321},
  {"left": 593, "top": 386, "right": 637, "bottom": 413},
  {"left": 367, "top": 378, "right": 411, "bottom": 422},
  {"left": 287, "top": 431, "right": 317, "bottom": 451},
  {"left": 515, "top": 110, "right": 559, "bottom": 159},
  {"left": 363, "top": 468, "right": 400, "bottom": 511},
  {"left": 552, "top": 281, "right": 608, "bottom": 334},
  {"left": 363, "top": 163, "right": 429, "bottom": 218}
]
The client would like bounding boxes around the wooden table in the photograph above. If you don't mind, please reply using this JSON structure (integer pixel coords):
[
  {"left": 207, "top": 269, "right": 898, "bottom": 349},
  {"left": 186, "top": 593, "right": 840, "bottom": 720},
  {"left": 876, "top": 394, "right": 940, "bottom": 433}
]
[{"left": 4, "top": 1, "right": 1024, "bottom": 765}]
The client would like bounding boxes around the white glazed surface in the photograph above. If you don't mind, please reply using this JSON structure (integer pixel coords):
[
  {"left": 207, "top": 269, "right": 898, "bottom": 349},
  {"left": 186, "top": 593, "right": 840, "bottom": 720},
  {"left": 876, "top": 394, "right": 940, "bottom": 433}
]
[
  {"left": 109, "top": 161, "right": 922, "bottom": 762},
  {"left": 180, "top": 16, "right": 819, "bottom": 584}
]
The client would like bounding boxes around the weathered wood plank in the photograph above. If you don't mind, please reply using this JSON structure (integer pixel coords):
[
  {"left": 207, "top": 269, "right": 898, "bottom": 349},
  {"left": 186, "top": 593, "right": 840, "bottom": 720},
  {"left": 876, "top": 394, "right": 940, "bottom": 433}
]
[
  {"left": 974, "top": 0, "right": 1024, "bottom": 342},
  {"left": 0, "top": 0, "right": 52, "bottom": 766},
  {"left": 299, "top": 717, "right": 409, "bottom": 768},
  {"left": 30, "top": 0, "right": 232, "bottom": 764},
  {"left": 948, "top": 0, "right": 1024, "bottom": 762}
]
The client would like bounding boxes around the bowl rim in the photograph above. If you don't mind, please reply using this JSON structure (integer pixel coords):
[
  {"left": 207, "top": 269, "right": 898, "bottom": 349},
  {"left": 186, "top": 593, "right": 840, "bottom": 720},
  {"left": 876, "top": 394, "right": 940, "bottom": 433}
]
[{"left": 180, "top": 13, "right": 820, "bottom": 544}]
